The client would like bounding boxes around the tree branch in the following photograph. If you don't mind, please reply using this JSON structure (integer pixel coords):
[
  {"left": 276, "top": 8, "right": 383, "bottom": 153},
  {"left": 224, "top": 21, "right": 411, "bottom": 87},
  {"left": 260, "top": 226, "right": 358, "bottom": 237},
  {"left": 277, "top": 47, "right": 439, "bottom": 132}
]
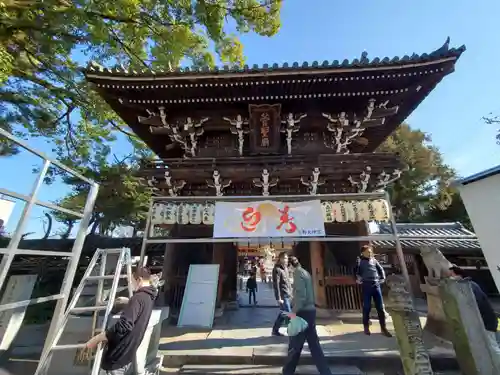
[
  {"left": 108, "top": 28, "right": 149, "bottom": 68},
  {"left": 109, "top": 119, "right": 138, "bottom": 140}
]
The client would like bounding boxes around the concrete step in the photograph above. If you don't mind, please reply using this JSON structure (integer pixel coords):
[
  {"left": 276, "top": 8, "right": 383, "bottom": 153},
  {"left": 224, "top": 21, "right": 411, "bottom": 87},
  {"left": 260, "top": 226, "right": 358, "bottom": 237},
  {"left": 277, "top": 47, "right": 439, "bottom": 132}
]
[
  {"left": 162, "top": 364, "right": 363, "bottom": 375},
  {"left": 160, "top": 365, "right": 462, "bottom": 375},
  {"left": 162, "top": 353, "right": 458, "bottom": 374}
]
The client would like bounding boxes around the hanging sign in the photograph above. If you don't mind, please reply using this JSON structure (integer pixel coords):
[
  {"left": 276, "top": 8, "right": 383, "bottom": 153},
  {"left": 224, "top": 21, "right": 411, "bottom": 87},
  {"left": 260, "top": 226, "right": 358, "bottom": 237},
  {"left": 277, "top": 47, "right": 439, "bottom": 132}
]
[{"left": 213, "top": 200, "right": 325, "bottom": 238}]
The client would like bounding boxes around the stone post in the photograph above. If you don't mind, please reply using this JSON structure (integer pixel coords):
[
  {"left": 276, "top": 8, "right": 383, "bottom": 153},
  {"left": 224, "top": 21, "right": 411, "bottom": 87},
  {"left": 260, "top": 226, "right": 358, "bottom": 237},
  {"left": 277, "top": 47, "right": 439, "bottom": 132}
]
[
  {"left": 421, "top": 278, "right": 452, "bottom": 341},
  {"left": 386, "top": 275, "right": 434, "bottom": 375},
  {"left": 439, "top": 278, "right": 500, "bottom": 375}
]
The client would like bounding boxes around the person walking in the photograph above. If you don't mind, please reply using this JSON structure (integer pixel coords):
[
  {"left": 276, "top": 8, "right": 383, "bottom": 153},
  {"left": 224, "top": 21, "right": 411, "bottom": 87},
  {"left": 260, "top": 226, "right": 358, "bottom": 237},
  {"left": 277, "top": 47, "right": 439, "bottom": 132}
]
[
  {"left": 84, "top": 267, "right": 156, "bottom": 375},
  {"left": 259, "top": 261, "right": 267, "bottom": 283},
  {"left": 355, "top": 245, "right": 392, "bottom": 337},
  {"left": 448, "top": 265, "right": 500, "bottom": 356},
  {"left": 246, "top": 272, "right": 258, "bottom": 305},
  {"left": 272, "top": 251, "right": 292, "bottom": 336},
  {"left": 282, "top": 256, "right": 332, "bottom": 375}
]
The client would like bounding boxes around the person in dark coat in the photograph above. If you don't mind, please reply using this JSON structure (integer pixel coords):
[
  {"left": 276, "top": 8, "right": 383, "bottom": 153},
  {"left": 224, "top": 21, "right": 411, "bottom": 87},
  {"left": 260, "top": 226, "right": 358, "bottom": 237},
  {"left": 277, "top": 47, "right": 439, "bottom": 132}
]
[
  {"left": 448, "top": 265, "right": 500, "bottom": 356},
  {"left": 282, "top": 256, "right": 332, "bottom": 375},
  {"left": 355, "top": 244, "right": 392, "bottom": 337},
  {"left": 272, "top": 251, "right": 292, "bottom": 336},
  {"left": 85, "top": 267, "right": 156, "bottom": 375},
  {"left": 246, "top": 272, "right": 258, "bottom": 305}
]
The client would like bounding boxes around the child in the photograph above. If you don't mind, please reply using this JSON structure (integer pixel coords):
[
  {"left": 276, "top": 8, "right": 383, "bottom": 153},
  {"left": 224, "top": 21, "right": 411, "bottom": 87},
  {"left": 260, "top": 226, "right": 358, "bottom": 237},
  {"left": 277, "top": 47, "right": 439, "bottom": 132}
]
[{"left": 246, "top": 272, "right": 258, "bottom": 305}]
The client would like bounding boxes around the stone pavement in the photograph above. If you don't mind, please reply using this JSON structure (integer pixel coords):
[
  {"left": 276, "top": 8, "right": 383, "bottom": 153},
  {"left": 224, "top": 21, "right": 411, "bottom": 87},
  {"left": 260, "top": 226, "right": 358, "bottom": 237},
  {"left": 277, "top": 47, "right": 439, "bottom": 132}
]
[{"left": 238, "top": 280, "right": 277, "bottom": 308}]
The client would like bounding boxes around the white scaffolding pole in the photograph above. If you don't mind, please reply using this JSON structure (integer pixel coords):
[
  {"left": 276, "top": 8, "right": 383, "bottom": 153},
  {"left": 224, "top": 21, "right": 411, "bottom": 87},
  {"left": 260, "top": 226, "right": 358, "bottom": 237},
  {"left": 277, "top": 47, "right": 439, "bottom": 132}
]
[
  {"left": 138, "top": 199, "right": 154, "bottom": 266},
  {"left": 0, "top": 129, "right": 99, "bottom": 349},
  {"left": 385, "top": 190, "right": 413, "bottom": 295}
]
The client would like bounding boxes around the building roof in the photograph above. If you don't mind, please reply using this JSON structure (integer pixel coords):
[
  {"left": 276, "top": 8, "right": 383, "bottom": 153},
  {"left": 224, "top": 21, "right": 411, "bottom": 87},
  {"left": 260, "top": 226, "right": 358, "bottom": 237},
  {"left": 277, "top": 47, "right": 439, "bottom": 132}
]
[
  {"left": 84, "top": 38, "right": 465, "bottom": 158},
  {"left": 456, "top": 164, "right": 500, "bottom": 186},
  {"left": 372, "top": 222, "right": 481, "bottom": 250},
  {"left": 85, "top": 37, "right": 464, "bottom": 79}
]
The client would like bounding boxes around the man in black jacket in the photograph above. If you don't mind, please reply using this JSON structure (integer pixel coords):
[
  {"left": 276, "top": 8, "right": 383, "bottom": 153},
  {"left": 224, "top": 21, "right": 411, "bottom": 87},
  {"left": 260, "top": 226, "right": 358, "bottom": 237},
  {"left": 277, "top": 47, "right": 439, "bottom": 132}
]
[
  {"left": 355, "top": 245, "right": 392, "bottom": 337},
  {"left": 85, "top": 267, "right": 156, "bottom": 375},
  {"left": 272, "top": 251, "right": 292, "bottom": 336}
]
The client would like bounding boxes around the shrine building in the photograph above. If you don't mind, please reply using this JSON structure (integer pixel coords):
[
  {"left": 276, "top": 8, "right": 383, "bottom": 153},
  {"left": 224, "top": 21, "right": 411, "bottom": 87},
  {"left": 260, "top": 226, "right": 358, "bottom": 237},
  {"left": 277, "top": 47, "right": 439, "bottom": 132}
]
[{"left": 84, "top": 38, "right": 465, "bottom": 314}]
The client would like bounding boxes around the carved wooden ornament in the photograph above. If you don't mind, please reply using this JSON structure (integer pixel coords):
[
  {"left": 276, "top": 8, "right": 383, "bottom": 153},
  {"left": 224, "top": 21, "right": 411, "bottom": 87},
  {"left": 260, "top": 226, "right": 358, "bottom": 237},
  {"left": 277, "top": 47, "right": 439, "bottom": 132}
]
[{"left": 248, "top": 104, "right": 282, "bottom": 154}]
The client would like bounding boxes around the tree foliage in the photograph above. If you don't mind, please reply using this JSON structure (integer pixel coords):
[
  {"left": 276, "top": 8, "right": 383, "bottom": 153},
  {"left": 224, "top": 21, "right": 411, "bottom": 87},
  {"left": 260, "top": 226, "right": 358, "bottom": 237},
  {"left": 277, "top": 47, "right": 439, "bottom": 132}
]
[
  {"left": 50, "top": 149, "right": 152, "bottom": 236},
  {"left": 377, "top": 123, "right": 469, "bottom": 224},
  {"left": 425, "top": 192, "right": 472, "bottom": 231},
  {"left": 0, "top": 0, "right": 282, "bottom": 161},
  {"left": 1, "top": 0, "right": 281, "bottom": 237}
]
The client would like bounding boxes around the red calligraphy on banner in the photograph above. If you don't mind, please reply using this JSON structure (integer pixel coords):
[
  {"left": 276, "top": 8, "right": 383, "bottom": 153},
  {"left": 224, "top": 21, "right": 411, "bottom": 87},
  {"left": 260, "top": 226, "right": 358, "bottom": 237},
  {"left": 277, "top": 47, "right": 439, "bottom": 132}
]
[
  {"left": 276, "top": 205, "right": 297, "bottom": 234},
  {"left": 240, "top": 207, "right": 262, "bottom": 232}
]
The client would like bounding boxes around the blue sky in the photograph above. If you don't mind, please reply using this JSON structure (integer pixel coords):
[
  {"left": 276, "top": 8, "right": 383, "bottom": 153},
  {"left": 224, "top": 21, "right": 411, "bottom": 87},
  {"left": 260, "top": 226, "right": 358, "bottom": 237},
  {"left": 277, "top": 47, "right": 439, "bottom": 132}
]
[{"left": 1, "top": 0, "right": 499, "bottom": 238}]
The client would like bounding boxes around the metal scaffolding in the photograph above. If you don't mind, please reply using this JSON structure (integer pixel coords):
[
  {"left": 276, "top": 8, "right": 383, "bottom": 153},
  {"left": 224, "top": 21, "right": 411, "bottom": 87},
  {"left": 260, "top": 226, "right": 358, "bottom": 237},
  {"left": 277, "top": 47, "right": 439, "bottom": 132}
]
[
  {"left": 0, "top": 128, "right": 99, "bottom": 356},
  {"left": 138, "top": 190, "right": 421, "bottom": 290},
  {"left": 139, "top": 190, "right": 479, "bottom": 297}
]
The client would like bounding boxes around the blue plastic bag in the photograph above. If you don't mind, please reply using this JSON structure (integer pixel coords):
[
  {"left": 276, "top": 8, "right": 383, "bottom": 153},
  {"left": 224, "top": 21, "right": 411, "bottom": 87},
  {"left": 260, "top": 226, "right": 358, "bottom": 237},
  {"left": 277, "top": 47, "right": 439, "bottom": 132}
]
[{"left": 287, "top": 316, "right": 309, "bottom": 336}]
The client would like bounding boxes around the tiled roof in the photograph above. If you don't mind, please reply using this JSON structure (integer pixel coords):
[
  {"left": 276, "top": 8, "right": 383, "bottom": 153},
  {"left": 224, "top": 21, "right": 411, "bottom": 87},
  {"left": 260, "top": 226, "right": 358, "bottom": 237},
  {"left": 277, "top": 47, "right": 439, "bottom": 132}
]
[
  {"left": 85, "top": 37, "right": 465, "bottom": 77},
  {"left": 372, "top": 222, "right": 481, "bottom": 250}
]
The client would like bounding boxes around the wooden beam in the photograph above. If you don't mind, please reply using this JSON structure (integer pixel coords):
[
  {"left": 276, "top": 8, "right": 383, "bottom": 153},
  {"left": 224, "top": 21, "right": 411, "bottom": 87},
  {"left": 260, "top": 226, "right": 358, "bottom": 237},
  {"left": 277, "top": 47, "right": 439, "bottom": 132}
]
[
  {"left": 212, "top": 244, "right": 225, "bottom": 306},
  {"left": 310, "top": 241, "right": 327, "bottom": 308}
]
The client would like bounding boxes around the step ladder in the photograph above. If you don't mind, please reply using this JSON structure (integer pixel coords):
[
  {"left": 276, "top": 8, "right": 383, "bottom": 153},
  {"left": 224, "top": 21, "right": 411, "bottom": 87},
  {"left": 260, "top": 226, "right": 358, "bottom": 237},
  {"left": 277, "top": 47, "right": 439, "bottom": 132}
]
[{"left": 34, "top": 248, "right": 134, "bottom": 375}]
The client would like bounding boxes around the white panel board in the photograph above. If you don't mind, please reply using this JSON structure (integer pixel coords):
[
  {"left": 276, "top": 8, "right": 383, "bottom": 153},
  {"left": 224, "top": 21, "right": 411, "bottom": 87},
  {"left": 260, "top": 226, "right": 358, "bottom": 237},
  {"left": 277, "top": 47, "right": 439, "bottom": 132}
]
[
  {"left": 0, "top": 274, "right": 37, "bottom": 350},
  {"left": 458, "top": 172, "right": 500, "bottom": 292},
  {"left": 178, "top": 264, "right": 219, "bottom": 329}
]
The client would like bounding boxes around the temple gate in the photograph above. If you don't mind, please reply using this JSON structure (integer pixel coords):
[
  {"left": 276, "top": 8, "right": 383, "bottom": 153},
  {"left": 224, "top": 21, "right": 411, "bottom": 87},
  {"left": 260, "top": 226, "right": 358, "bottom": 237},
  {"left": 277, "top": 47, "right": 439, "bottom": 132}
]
[{"left": 84, "top": 38, "right": 465, "bottom": 314}]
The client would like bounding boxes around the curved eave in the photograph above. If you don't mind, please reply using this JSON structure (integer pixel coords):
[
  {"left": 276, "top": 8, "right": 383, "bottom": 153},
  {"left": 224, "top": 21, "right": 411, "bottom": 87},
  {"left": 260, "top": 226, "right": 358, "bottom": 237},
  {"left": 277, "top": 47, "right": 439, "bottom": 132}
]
[
  {"left": 84, "top": 39, "right": 465, "bottom": 82},
  {"left": 85, "top": 54, "right": 463, "bottom": 83}
]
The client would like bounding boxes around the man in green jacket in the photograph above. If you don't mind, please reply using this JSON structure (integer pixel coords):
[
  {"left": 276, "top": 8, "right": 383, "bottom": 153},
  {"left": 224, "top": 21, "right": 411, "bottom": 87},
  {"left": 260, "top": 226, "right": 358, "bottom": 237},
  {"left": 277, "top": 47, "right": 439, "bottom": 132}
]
[{"left": 282, "top": 256, "right": 332, "bottom": 375}]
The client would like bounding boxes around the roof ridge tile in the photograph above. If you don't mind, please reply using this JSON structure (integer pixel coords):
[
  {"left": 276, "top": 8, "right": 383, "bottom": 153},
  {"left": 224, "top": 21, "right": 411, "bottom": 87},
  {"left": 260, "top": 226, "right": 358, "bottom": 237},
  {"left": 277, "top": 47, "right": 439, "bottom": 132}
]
[{"left": 85, "top": 38, "right": 465, "bottom": 77}]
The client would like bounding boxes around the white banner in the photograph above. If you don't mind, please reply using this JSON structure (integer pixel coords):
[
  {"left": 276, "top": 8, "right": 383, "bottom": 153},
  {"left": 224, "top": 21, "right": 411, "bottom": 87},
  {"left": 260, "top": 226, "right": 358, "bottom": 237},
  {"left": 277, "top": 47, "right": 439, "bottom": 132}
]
[{"left": 213, "top": 200, "right": 325, "bottom": 238}]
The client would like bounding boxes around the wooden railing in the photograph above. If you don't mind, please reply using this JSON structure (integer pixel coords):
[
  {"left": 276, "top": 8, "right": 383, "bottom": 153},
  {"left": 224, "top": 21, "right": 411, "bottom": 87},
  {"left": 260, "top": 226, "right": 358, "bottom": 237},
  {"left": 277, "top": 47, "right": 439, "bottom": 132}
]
[
  {"left": 324, "top": 265, "right": 362, "bottom": 311},
  {"left": 165, "top": 276, "right": 186, "bottom": 309}
]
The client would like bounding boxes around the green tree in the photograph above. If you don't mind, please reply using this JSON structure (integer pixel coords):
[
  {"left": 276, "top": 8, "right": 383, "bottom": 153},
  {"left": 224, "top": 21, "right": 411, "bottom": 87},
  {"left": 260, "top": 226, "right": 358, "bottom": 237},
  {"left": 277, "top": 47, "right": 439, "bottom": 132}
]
[
  {"left": 426, "top": 191, "right": 473, "bottom": 231},
  {"left": 52, "top": 153, "right": 152, "bottom": 236},
  {"left": 0, "top": 0, "right": 282, "bottom": 161},
  {"left": 2, "top": 0, "right": 281, "bottom": 236},
  {"left": 377, "top": 124, "right": 459, "bottom": 221},
  {"left": 51, "top": 193, "right": 87, "bottom": 238}
]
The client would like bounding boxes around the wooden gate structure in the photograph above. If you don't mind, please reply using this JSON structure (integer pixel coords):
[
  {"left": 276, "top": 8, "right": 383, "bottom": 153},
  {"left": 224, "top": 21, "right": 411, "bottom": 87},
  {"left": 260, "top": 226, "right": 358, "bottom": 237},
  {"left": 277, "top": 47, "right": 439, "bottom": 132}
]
[{"left": 84, "top": 39, "right": 468, "bottom": 313}]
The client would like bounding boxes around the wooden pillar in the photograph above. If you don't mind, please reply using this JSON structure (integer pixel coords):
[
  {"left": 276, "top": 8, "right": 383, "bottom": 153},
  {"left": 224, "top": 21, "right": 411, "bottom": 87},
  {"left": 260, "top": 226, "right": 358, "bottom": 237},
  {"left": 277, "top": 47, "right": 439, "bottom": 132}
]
[
  {"left": 159, "top": 243, "right": 175, "bottom": 306},
  {"left": 357, "top": 221, "right": 369, "bottom": 249},
  {"left": 309, "top": 241, "right": 327, "bottom": 308},
  {"left": 212, "top": 243, "right": 225, "bottom": 305},
  {"left": 162, "top": 243, "right": 175, "bottom": 278}
]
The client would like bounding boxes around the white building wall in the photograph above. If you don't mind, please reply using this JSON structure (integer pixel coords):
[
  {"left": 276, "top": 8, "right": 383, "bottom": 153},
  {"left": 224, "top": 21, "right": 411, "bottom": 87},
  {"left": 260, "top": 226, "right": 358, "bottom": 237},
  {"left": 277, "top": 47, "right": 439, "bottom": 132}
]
[{"left": 458, "top": 172, "right": 500, "bottom": 291}]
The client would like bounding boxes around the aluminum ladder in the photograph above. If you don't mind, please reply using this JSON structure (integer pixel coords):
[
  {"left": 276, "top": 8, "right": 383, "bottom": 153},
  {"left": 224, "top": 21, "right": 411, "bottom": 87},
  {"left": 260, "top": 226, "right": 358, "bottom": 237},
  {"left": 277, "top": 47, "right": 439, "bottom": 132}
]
[{"left": 34, "top": 247, "right": 134, "bottom": 375}]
